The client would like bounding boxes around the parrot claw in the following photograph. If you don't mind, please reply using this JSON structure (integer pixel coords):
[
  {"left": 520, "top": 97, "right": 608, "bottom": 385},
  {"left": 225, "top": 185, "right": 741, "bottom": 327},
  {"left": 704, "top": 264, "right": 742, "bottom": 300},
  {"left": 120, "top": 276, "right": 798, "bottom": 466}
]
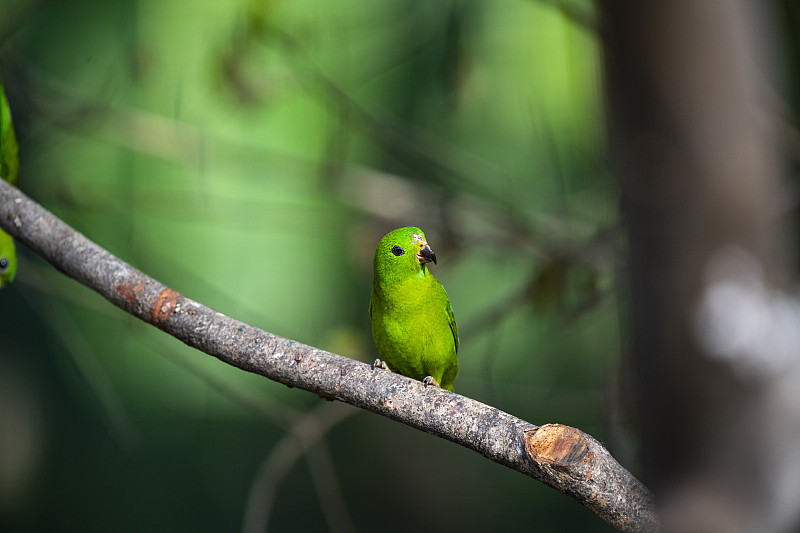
[
  {"left": 422, "top": 376, "right": 441, "bottom": 388},
  {"left": 372, "top": 359, "right": 389, "bottom": 371}
]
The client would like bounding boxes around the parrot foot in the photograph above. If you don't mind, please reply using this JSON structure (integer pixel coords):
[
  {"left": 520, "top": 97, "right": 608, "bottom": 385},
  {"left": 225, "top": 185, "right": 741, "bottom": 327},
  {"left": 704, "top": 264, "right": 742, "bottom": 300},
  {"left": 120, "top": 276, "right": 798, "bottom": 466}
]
[
  {"left": 372, "top": 359, "right": 389, "bottom": 371},
  {"left": 422, "top": 376, "right": 441, "bottom": 388}
]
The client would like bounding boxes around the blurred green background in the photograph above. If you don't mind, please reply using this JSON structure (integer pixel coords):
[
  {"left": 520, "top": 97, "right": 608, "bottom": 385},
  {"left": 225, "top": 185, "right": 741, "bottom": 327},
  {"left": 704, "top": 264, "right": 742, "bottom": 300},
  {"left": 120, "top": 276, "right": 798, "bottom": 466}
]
[{"left": 0, "top": 0, "right": 626, "bottom": 531}]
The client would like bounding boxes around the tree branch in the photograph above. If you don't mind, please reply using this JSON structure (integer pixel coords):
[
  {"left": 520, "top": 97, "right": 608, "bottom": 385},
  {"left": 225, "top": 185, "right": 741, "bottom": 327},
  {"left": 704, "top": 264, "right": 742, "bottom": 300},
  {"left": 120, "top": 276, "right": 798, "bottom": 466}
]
[{"left": 0, "top": 178, "right": 656, "bottom": 532}]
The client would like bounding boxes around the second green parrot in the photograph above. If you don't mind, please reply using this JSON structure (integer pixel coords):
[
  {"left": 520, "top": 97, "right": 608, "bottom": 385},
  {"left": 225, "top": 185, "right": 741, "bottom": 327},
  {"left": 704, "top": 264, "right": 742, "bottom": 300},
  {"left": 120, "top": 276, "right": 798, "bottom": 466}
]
[
  {"left": 0, "top": 77, "right": 19, "bottom": 288},
  {"left": 370, "top": 227, "right": 459, "bottom": 391}
]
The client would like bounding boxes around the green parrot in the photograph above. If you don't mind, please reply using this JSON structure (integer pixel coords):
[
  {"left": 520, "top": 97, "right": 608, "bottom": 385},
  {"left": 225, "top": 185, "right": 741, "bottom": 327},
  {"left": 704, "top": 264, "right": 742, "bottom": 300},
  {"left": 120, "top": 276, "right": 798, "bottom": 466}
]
[
  {"left": 370, "top": 227, "right": 459, "bottom": 391},
  {"left": 0, "top": 78, "right": 19, "bottom": 288}
]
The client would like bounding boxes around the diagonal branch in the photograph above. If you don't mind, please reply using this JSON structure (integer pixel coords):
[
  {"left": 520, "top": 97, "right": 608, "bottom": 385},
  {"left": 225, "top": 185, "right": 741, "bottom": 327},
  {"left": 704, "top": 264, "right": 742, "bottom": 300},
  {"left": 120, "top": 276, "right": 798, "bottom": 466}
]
[{"left": 0, "top": 179, "right": 656, "bottom": 532}]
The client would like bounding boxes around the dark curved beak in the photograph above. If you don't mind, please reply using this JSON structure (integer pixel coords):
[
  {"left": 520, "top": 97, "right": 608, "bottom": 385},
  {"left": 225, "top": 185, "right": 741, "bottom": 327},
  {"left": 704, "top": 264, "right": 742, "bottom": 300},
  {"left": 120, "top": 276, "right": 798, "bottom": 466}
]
[{"left": 417, "top": 244, "right": 437, "bottom": 265}]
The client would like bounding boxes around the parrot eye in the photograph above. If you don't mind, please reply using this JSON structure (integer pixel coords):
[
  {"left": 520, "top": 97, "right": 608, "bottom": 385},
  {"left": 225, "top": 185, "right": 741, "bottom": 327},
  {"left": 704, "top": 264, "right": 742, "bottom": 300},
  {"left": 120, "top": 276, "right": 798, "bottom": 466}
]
[
  {"left": 391, "top": 246, "right": 405, "bottom": 257},
  {"left": 0, "top": 257, "right": 7, "bottom": 273}
]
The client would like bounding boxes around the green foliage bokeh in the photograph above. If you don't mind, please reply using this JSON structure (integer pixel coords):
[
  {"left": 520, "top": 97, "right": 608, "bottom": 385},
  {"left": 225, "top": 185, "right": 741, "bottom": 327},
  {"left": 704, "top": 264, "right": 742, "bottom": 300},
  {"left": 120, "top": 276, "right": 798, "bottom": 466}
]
[{"left": 0, "top": 0, "right": 621, "bottom": 531}]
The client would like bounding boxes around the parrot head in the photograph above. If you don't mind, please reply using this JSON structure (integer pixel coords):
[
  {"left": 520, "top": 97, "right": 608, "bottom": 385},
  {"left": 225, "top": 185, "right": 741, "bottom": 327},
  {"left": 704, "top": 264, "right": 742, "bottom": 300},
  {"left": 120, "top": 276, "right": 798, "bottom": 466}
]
[
  {"left": 373, "top": 227, "right": 437, "bottom": 288},
  {"left": 0, "top": 230, "right": 17, "bottom": 288}
]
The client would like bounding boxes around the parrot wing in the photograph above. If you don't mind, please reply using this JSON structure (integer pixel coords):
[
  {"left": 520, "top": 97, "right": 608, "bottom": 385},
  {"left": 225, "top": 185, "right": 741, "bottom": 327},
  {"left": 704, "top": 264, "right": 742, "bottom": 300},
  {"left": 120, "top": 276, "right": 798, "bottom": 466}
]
[
  {"left": 1, "top": 78, "right": 19, "bottom": 186},
  {"left": 446, "top": 296, "right": 458, "bottom": 353}
]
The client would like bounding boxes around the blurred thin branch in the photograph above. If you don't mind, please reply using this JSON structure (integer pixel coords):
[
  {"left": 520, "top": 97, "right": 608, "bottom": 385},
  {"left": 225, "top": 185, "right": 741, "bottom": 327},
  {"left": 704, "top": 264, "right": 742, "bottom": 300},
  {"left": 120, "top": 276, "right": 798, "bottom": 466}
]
[
  {"left": 0, "top": 0, "right": 35, "bottom": 48},
  {"left": 243, "top": 401, "right": 356, "bottom": 533},
  {"left": 0, "top": 179, "right": 655, "bottom": 532},
  {"left": 223, "top": 14, "right": 527, "bottom": 209},
  {"left": 13, "top": 60, "right": 618, "bottom": 316},
  {"left": 15, "top": 278, "right": 140, "bottom": 449},
  {"left": 533, "top": 0, "right": 598, "bottom": 35}
]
